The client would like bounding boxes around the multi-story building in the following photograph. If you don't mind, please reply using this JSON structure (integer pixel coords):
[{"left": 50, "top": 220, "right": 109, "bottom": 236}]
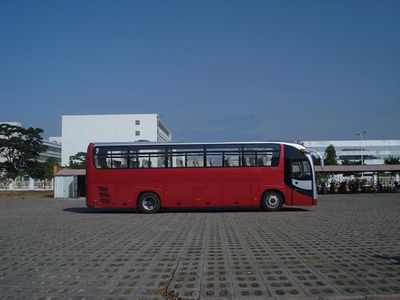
[
  {"left": 40, "top": 140, "right": 62, "bottom": 163},
  {"left": 303, "top": 140, "right": 400, "bottom": 165},
  {"left": 61, "top": 114, "right": 172, "bottom": 166}
]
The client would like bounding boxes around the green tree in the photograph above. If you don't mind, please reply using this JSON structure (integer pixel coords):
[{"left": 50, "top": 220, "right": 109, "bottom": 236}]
[
  {"left": 28, "top": 157, "right": 60, "bottom": 180},
  {"left": 324, "top": 144, "right": 337, "bottom": 165},
  {"left": 312, "top": 156, "right": 321, "bottom": 166},
  {"left": 384, "top": 155, "right": 400, "bottom": 164},
  {"left": 316, "top": 173, "right": 329, "bottom": 193},
  {"left": 0, "top": 175, "right": 12, "bottom": 189},
  {"left": 44, "top": 157, "right": 60, "bottom": 179},
  {"left": 69, "top": 152, "right": 87, "bottom": 169},
  {"left": 0, "top": 124, "right": 47, "bottom": 179}
]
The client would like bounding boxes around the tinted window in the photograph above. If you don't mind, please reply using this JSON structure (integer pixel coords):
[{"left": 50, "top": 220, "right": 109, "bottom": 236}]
[
  {"left": 243, "top": 145, "right": 280, "bottom": 167},
  {"left": 94, "top": 146, "right": 128, "bottom": 169},
  {"left": 223, "top": 152, "right": 240, "bottom": 167},
  {"left": 291, "top": 159, "right": 311, "bottom": 180},
  {"left": 166, "top": 147, "right": 205, "bottom": 168},
  {"left": 94, "top": 146, "right": 168, "bottom": 169},
  {"left": 186, "top": 149, "right": 204, "bottom": 167},
  {"left": 205, "top": 147, "right": 242, "bottom": 167},
  {"left": 93, "top": 143, "right": 280, "bottom": 169},
  {"left": 132, "top": 148, "right": 167, "bottom": 168},
  {"left": 169, "top": 151, "right": 186, "bottom": 168}
]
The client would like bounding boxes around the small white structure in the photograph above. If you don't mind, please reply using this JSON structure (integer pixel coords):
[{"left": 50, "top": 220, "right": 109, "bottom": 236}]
[
  {"left": 54, "top": 168, "right": 86, "bottom": 198},
  {"left": 61, "top": 114, "right": 172, "bottom": 166}
]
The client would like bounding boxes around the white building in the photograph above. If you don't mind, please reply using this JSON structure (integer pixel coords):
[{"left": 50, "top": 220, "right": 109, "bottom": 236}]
[
  {"left": 40, "top": 140, "right": 61, "bottom": 163},
  {"left": 0, "top": 121, "right": 22, "bottom": 127},
  {"left": 303, "top": 140, "right": 400, "bottom": 165},
  {"left": 48, "top": 136, "right": 62, "bottom": 145},
  {"left": 61, "top": 114, "right": 172, "bottom": 166}
]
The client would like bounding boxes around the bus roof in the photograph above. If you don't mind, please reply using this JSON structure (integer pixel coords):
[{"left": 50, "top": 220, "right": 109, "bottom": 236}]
[{"left": 91, "top": 141, "right": 307, "bottom": 150}]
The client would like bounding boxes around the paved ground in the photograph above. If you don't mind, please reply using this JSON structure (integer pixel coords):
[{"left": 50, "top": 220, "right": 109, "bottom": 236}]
[{"left": 0, "top": 194, "right": 400, "bottom": 300}]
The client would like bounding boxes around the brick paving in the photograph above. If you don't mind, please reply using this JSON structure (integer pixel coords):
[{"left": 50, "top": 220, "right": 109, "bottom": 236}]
[{"left": 0, "top": 194, "right": 400, "bottom": 299}]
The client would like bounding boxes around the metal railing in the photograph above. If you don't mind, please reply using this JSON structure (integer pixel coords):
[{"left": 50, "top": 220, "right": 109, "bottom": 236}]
[{"left": 0, "top": 179, "right": 54, "bottom": 191}]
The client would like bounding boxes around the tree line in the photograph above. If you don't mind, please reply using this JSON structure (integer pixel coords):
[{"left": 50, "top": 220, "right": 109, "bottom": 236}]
[{"left": 0, "top": 123, "right": 59, "bottom": 182}]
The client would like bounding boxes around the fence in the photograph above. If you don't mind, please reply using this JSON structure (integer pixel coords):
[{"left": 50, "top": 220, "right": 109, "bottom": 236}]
[
  {"left": 318, "top": 174, "right": 399, "bottom": 194},
  {"left": 0, "top": 178, "right": 54, "bottom": 191}
]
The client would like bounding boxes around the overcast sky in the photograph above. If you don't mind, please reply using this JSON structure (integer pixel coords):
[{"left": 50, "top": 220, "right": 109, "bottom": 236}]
[{"left": 1, "top": 0, "right": 399, "bottom": 141}]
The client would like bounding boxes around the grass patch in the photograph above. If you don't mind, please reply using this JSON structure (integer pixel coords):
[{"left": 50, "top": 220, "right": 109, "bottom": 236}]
[{"left": 0, "top": 191, "right": 53, "bottom": 200}]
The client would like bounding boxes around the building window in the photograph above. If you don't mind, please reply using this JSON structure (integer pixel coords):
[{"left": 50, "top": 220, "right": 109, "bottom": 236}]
[
  {"left": 135, "top": 120, "right": 140, "bottom": 125},
  {"left": 135, "top": 131, "right": 140, "bottom": 136}
]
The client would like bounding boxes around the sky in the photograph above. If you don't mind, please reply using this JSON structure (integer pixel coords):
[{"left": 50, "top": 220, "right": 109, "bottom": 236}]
[{"left": 0, "top": 0, "right": 399, "bottom": 142}]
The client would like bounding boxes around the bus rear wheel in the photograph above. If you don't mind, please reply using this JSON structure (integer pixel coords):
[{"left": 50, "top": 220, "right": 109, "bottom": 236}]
[
  {"left": 262, "top": 191, "right": 283, "bottom": 212},
  {"left": 138, "top": 192, "right": 161, "bottom": 214}
]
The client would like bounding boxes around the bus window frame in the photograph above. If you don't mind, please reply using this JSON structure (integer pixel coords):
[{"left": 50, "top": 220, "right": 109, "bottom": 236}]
[{"left": 92, "top": 143, "right": 280, "bottom": 170}]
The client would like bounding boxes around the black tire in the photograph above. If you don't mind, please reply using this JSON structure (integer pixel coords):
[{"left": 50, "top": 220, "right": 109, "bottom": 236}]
[
  {"left": 262, "top": 191, "right": 284, "bottom": 211},
  {"left": 137, "top": 192, "right": 161, "bottom": 214}
]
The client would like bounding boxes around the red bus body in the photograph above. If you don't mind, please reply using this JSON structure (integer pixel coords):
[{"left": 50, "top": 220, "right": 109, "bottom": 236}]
[{"left": 86, "top": 142, "right": 318, "bottom": 210}]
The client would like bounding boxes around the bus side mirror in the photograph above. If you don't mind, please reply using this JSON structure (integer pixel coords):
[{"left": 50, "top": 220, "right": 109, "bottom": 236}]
[
  {"left": 309, "top": 150, "right": 324, "bottom": 169},
  {"left": 315, "top": 152, "right": 324, "bottom": 169}
]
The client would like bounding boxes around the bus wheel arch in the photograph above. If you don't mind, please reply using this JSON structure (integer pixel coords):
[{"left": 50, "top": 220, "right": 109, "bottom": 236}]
[
  {"left": 261, "top": 189, "right": 284, "bottom": 211},
  {"left": 137, "top": 191, "right": 161, "bottom": 214}
]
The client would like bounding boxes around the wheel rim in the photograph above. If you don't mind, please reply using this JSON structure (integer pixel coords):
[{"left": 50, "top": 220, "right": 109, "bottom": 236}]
[
  {"left": 266, "top": 194, "right": 280, "bottom": 208},
  {"left": 143, "top": 197, "right": 156, "bottom": 210}
]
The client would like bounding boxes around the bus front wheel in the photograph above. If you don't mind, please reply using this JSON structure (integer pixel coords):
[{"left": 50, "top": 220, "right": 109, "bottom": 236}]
[
  {"left": 138, "top": 192, "right": 161, "bottom": 214},
  {"left": 262, "top": 191, "right": 283, "bottom": 212}
]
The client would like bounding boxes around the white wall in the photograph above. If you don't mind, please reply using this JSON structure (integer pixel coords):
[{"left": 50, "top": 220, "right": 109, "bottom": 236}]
[
  {"left": 62, "top": 114, "right": 160, "bottom": 165},
  {"left": 54, "top": 176, "right": 74, "bottom": 198}
]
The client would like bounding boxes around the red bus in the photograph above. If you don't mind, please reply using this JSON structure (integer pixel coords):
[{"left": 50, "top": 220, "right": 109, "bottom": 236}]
[{"left": 86, "top": 142, "right": 321, "bottom": 213}]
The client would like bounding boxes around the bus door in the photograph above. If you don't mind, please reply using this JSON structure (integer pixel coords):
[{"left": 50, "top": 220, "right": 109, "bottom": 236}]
[{"left": 290, "top": 158, "right": 313, "bottom": 205}]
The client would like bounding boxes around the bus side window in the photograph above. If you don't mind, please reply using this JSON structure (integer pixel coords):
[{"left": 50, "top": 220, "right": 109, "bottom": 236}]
[
  {"left": 257, "top": 157, "right": 265, "bottom": 166},
  {"left": 95, "top": 155, "right": 108, "bottom": 169},
  {"left": 187, "top": 154, "right": 204, "bottom": 167},
  {"left": 176, "top": 158, "right": 184, "bottom": 167},
  {"left": 207, "top": 154, "right": 222, "bottom": 167},
  {"left": 171, "top": 155, "right": 185, "bottom": 167},
  {"left": 113, "top": 160, "right": 121, "bottom": 168},
  {"left": 130, "top": 160, "right": 139, "bottom": 168},
  {"left": 140, "top": 159, "right": 151, "bottom": 168},
  {"left": 223, "top": 153, "right": 239, "bottom": 167},
  {"left": 106, "top": 158, "right": 112, "bottom": 168},
  {"left": 224, "top": 157, "right": 230, "bottom": 167},
  {"left": 156, "top": 157, "right": 166, "bottom": 168},
  {"left": 257, "top": 153, "right": 272, "bottom": 166},
  {"left": 129, "top": 155, "right": 138, "bottom": 168},
  {"left": 243, "top": 153, "right": 256, "bottom": 166}
]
